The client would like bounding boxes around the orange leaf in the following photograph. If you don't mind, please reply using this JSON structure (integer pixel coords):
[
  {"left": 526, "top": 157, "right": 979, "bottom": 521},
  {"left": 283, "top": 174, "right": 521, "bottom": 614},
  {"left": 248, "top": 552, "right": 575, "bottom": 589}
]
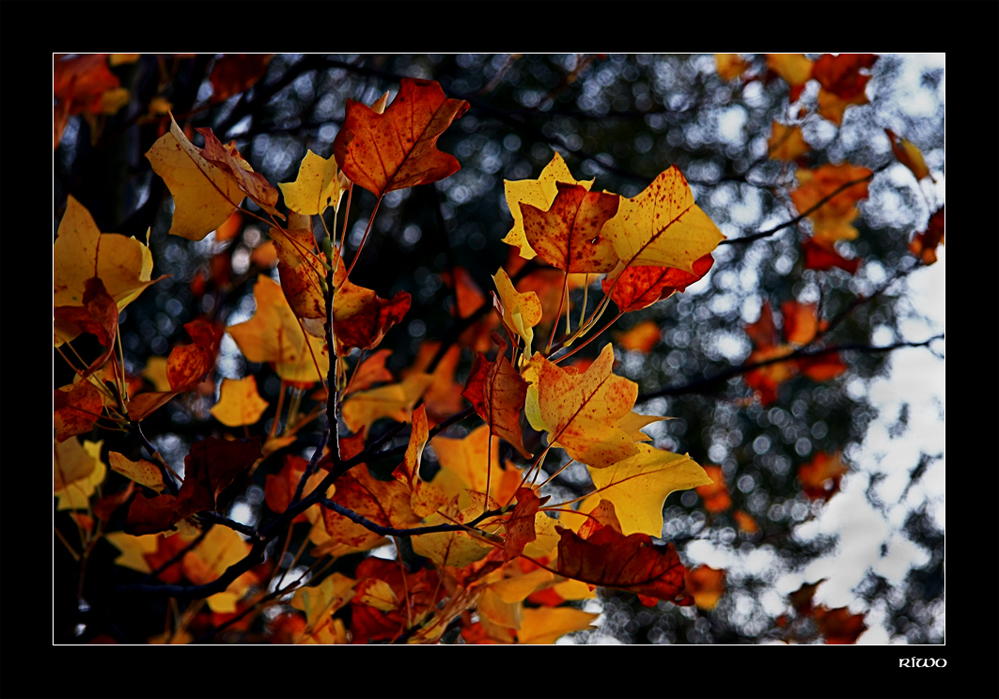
[
  {"left": 333, "top": 78, "right": 469, "bottom": 198},
  {"left": 696, "top": 466, "right": 732, "bottom": 513},
  {"left": 798, "top": 451, "right": 848, "bottom": 501},
  {"left": 790, "top": 163, "right": 872, "bottom": 245},
  {"left": 54, "top": 380, "right": 104, "bottom": 442},
  {"left": 602, "top": 253, "right": 713, "bottom": 313},
  {"left": 801, "top": 237, "right": 860, "bottom": 275},
  {"left": 685, "top": 565, "right": 726, "bottom": 610},
  {"left": 462, "top": 339, "right": 532, "bottom": 459},
  {"left": 812, "top": 605, "right": 867, "bottom": 644},
  {"left": 504, "top": 489, "right": 541, "bottom": 561},
  {"left": 211, "top": 375, "right": 270, "bottom": 427},
  {"left": 910, "top": 207, "right": 944, "bottom": 265},
  {"left": 526, "top": 343, "right": 639, "bottom": 468},
  {"left": 520, "top": 182, "right": 620, "bottom": 274},
  {"left": 167, "top": 318, "right": 222, "bottom": 391},
  {"left": 614, "top": 320, "right": 661, "bottom": 354}
]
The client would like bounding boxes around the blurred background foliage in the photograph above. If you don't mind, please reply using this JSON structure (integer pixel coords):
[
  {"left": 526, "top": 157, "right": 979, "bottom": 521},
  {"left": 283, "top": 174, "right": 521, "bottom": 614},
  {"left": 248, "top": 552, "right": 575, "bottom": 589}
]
[{"left": 54, "top": 53, "right": 944, "bottom": 644}]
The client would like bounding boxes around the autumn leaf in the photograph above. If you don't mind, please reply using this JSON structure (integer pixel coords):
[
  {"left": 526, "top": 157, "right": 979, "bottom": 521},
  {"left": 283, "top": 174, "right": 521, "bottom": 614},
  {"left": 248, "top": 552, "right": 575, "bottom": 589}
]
[
  {"left": 492, "top": 267, "right": 543, "bottom": 354},
  {"left": 331, "top": 257, "right": 412, "bottom": 353},
  {"left": 227, "top": 275, "right": 329, "bottom": 384},
  {"left": 391, "top": 405, "right": 448, "bottom": 518},
  {"left": 411, "top": 493, "right": 499, "bottom": 568},
  {"left": 614, "top": 320, "right": 661, "bottom": 353},
  {"left": 525, "top": 343, "right": 640, "bottom": 469},
  {"left": 430, "top": 424, "right": 502, "bottom": 501},
  {"left": 910, "top": 207, "right": 944, "bottom": 265},
  {"left": 461, "top": 339, "right": 532, "bottom": 459},
  {"left": 812, "top": 605, "right": 867, "bottom": 644},
  {"left": 520, "top": 182, "right": 620, "bottom": 274},
  {"left": 768, "top": 121, "right": 810, "bottom": 162},
  {"left": 801, "top": 237, "right": 860, "bottom": 275},
  {"left": 54, "top": 438, "right": 106, "bottom": 511},
  {"left": 54, "top": 197, "right": 162, "bottom": 342},
  {"left": 181, "top": 524, "right": 258, "bottom": 612},
  {"left": 685, "top": 565, "right": 726, "bottom": 610},
  {"left": 715, "top": 54, "right": 748, "bottom": 81},
  {"left": 125, "top": 437, "right": 262, "bottom": 535},
  {"left": 54, "top": 380, "right": 104, "bottom": 443},
  {"left": 211, "top": 375, "right": 270, "bottom": 427},
  {"left": 602, "top": 166, "right": 725, "bottom": 273},
  {"left": 766, "top": 54, "right": 813, "bottom": 102},
  {"left": 585, "top": 444, "right": 712, "bottom": 537},
  {"left": 516, "top": 607, "right": 599, "bottom": 644},
  {"left": 798, "top": 451, "right": 848, "bottom": 501},
  {"left": 602, "top": 253, "right": 714, "bottom": 313},
  {"left": 108, "top": 452, "right": 166, "bottom": 493},
  {"left": 885, "top": 129, "right": 931, "bottom": 182},
  {"left": 333, "top": 78, "right": 469, "bottom": 198},
  {"left": 504, "top": 489, "right": 541, "bottom": 561},
  {"left": 209, "top": 54, "right": 273, "bottom": 104},
  {"left": 790, "top": 163, "right": 872, "bottom": 245},
  {"left": 813, "top": 54, "right": 877, "bottom": 125},
  {"left": 696, "top": 466, "right": 732, "bottom": 513},
  {"left": 322, "top": 463, "right": 423, "bottom": 553},
  {"left": 555, "top": 508, "right": 692, "bottom": 606},
  {"left": 341, "top": 372, "right": 433, "bottom": 437},
  {"left": 166, "top": 318, "right": 222, "bottom": 391},
  {"left": 279, "top": 149, "right": 350, "bottom": 216},
  {"left": 145, "top": 113, "right": 282, "bottom": 241}
]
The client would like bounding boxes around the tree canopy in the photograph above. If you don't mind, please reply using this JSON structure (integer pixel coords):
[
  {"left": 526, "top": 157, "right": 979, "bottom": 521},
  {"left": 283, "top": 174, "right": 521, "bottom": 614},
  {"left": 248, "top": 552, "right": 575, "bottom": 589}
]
[{"left": 53, "top": 52, "right": 946, "bottom": 650}]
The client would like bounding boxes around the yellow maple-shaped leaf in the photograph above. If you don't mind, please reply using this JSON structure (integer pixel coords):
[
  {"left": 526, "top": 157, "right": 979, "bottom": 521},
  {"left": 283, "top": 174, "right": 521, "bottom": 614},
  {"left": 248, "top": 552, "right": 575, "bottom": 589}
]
[
  {"left": 768, "top": 121, "right": 810, "bottom": 161},
  {"left": 602, "top": 166, "right": 724, "bottom": 273},
  {"left": 393, "top": 405, "right": 449, "bottom": 517},
  {"left": 226, "top": 275, "right": 329, "bottom": 384},
  {"left": 290, "top": 572, "right": 356, "bottom": 638},
  {"left": 108, "top": 451, "right": 166, "bottom": 492},
  {"left": 211, "top": 375, "right": 270, "bottom": 427},
  {"left": 279, "top": 149, "right": 350, "bottom": 216},
  {"left": 54, "top": 438, "right": 106, "bottom": 510},
  {"left": 502, "top": 152, "right": 595, "bottom": 260},
  {"left": 516, "top": 606, "right": 598, "bottom": 644},
  {"left": 430, "top": 424, "right": 501, "bottom": 502},
  {"left": 766, "top": 54, "right": 814, "bottom": 89},
  {"left": 586, "top": 444, "right": 711, "bottom": 537},
  {"left": 492, "top": 267, "right": 543, "bottom": 355},
  {"left": 411, "top": 493, "right": 499, "bottom": 567},
  {"left": 526, "top": 343, "right": 639, "bottom": 469},
  {"left": 341, "top": 372, "right": 434, "bottom": 436},
  {"left": 144, "top": 114, "right": 248, "bottom": 241},
  {"left": 105, "top": 531, "right": 160, "bottom": 574},
  {"left": 182, "top": 525, "right": 256, "bottom": 613},
  {"left": 715, "top": 54, "right": 748, "bottom": 81},
  {"left": 54, "top": 197, "right": 160, "bottom": 342}
]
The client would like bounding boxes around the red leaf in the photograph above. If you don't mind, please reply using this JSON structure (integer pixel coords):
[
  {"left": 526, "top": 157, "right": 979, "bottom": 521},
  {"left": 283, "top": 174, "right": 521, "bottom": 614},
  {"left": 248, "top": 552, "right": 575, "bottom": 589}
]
[
  {"left": 504, "top": 489, "right": 541, "bottom": 561},
  {"left": 603, "top": 253, "right": 714, "bottom": 312},
  {"left": 334, "top": 78, "right": 468, "bottom": 198},
  {"left": 556, "top": 522, "right": 692, "bottom": 606},
  {"left": 461, "top": 340, "right": 532, "bottom": 458},
  {"left": 801, "top": 237, "right": 860, "bottom": 275}
]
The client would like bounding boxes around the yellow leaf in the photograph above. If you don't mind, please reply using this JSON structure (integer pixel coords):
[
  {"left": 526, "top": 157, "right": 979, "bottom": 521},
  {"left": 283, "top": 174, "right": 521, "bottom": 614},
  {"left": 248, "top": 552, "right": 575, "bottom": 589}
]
[
  {"left": 341, "top": 372, "right": 433, "bottom": 436},
  {"left": 54, "top": 197, "right": 160, "bottom": 342},
  {"left": 211, "top": 375, "right": 270, "bottom": 427},
  {"left": 226, "top": 275, "right": 329, "bottom": 384},
  {"left": 105, "top": 531, "right": 160, "bottom": 574},
  {"left": 279, "top": 149, "right": 350, "bottom": 216},
  {"left": 144, "top": 114, "right": 246, "bottom": 241},
  {"left": 54, "top": 438, "right": 106, "bottom": 510},
  {"left": 586, "top": 444, "right": 712, "bottom": 537},
  {"left": 141, "top": 356, "right": 171, "bottom": 392},
  {"left": 108, "top": 452, "right": 166, "bottom": 492},
  {"left": 715, "top": 54, "right": 748, "bottom": 81},
  {"left": 291, "top": 572, "right": 355, "bottom": 637},
  {"left": 766, "top": 54, "right": 813, "bottom": 88},
  {"left": 516, "top": 607, "right": 598, "bottom": 644},
  {"left": 492, "top": 267, "right": 543, "bottom": 355},
  {"left": 411, "top": 494, "right": 497, "bottom": 568},
  {"left": 182, "top": 525, "right": 256, "bottom": 612},
  {"left": 768, "top": 122, "right": 810, "bottom": 161},
  {"left": 502, "top": 152, "right": 594, "bottom": 260},
  {"left": 431, "top": 424, "right": 501, "bottom": 500},
  {"left": 603, "top": 166, "right": 724, "bottom": 273}
]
